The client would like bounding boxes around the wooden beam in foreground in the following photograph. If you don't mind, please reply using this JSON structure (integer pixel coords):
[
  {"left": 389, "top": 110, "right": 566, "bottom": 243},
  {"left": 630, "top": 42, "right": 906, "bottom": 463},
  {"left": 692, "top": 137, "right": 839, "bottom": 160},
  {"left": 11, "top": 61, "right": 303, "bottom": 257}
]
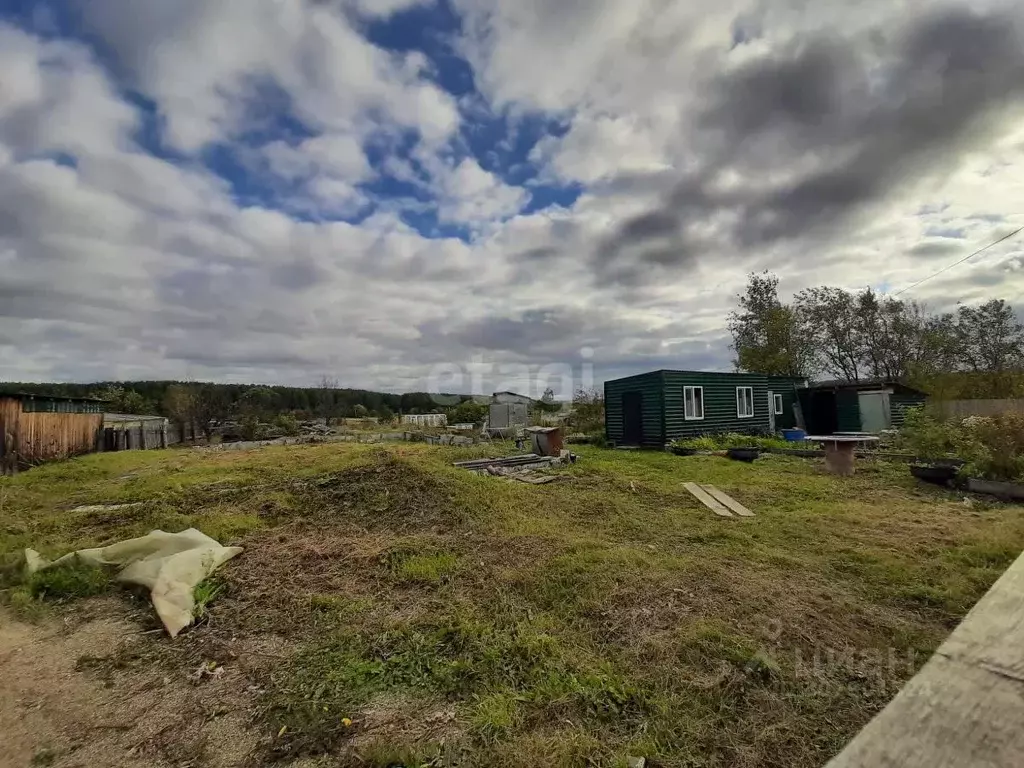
[{"left": 826, "top": 549, "right": 1024, "bottom": 768}]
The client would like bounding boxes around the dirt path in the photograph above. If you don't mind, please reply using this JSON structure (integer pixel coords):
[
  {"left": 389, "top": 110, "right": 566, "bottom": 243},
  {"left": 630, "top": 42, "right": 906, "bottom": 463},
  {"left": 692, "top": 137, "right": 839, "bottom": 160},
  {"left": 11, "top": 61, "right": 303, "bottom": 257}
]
[{"left": 0, "top": 600, "right": 262, "bottom": 768}]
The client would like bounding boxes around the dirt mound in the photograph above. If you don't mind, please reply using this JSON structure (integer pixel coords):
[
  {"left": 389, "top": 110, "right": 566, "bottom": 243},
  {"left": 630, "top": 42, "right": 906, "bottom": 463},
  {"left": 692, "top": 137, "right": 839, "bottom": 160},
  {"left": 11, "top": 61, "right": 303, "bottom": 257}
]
[
  {"left": 207, "top": 451, "right": 467, "bottom": 637},
  {"left": 298, "top": 450, "right": 465, "bottom": 532}
]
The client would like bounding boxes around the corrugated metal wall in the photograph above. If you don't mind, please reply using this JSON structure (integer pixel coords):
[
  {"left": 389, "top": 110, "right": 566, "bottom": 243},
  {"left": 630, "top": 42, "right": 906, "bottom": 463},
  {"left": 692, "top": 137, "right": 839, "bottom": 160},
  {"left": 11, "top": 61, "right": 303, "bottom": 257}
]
[
  {"left": 891, "top": 392, "right": 927, "bottom": 426},
  {"left": 835, "top": 391, "right": 862, "bottom": 432},
  {"left": 663, "top": 372, "right": 770, "bottom": 440},
  {"left": 604, "top": 372, "right": 665, "bottom": 447},
  {"left": 1, "top": 397, "right": 103, "bottom": 470}
]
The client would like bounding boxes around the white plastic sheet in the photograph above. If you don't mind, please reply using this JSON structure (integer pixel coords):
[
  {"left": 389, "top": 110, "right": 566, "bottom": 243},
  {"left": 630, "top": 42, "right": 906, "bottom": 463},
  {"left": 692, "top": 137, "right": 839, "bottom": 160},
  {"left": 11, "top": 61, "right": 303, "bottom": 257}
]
[{"left": 25, "top": 528, "right": 243, "bottom": 637}]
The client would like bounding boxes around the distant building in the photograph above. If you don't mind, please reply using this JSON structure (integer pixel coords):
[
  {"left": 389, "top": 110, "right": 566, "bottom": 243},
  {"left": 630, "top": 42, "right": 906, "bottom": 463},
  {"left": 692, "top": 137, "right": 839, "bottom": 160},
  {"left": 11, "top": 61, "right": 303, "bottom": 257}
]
[
  {"left": 1, "top": 392, "right": 106, "bottom": 472},
  {"left": 488, "top": 403, "right": 529, "bottom": 433},
  {"left": 492, "top": 391, "right": 537, "bottom": 406},
  {"left": 402, "top": 413, "right": 447, "bottom": 428},
  {"left": 103, "top": 413, "right": 178, "bottom": 450}
]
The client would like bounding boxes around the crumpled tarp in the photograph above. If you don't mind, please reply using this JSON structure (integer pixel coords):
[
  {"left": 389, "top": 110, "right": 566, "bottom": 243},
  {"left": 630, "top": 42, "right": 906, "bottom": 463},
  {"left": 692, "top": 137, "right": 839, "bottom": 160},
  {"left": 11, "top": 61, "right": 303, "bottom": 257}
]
[{"left": 25, "top": 528, "right": 243, "bottom": 637}]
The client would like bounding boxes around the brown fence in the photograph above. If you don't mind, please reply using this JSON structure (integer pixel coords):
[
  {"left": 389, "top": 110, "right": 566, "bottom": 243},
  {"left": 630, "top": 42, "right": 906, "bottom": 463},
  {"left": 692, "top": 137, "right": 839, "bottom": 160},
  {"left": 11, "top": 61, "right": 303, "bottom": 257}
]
[
  {"left": 930, "top": 399, "right": 1024, "bottom": 421},
  {"left": 0, "top": 397, "right": 103, "bottom": 472}
]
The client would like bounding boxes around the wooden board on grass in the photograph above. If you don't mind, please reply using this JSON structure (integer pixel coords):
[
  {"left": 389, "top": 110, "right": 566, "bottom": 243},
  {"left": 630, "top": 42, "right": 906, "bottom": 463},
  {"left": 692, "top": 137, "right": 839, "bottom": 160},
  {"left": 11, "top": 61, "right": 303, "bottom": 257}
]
[
  {"left": 703, "top": 486, "right": 755, "bottom": 517},
  {"left": 683, "top": 482, "right": 733, "bottom": 517}
]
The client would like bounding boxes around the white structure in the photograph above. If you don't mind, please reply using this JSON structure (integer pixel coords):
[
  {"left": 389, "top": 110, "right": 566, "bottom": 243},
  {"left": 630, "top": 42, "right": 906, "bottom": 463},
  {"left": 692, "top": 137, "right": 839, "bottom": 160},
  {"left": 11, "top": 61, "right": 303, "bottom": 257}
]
[{"left": 401, "top": 413, "right": 447, "bottom": 428}]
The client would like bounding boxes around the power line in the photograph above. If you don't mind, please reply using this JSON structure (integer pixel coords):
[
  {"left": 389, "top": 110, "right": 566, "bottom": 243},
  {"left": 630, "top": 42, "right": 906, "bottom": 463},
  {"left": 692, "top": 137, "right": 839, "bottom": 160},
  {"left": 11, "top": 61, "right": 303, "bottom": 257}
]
[{"left": 892, "top": 226, "right": 1024, "bottom": 297}]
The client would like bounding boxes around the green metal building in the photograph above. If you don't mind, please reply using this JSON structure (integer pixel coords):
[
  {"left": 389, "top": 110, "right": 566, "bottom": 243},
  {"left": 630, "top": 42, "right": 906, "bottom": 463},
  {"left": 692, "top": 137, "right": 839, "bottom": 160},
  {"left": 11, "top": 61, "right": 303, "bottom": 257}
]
[
  {"left": 797, "top": 379, "right": 927, "bottom": 435},
  {"left": 605, "top": 370, "right": 802, "bottom": 447}
]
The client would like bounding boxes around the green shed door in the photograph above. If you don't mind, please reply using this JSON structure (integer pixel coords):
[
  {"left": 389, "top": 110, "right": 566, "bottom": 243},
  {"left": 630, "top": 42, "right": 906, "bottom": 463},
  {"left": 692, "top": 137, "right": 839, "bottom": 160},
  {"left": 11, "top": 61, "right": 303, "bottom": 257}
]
[{"left": 621, "top": 391, "right": 644, "bottom": 445}]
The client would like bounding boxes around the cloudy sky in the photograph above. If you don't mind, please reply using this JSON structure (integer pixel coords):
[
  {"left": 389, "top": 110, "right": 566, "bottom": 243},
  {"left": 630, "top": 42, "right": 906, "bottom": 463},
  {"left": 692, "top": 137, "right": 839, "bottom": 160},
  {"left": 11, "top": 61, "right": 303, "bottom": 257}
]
[{"left": 2, "top": 0, "right": 1023, "bottom": 395}]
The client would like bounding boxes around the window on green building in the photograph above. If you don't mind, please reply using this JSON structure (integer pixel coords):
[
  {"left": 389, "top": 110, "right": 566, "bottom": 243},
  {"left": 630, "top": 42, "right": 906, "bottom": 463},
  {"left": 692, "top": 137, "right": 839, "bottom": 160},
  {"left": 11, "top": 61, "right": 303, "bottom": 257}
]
[
  {"left": 683, "top": 386, "right": 704, "bottom": 420},
  {"left": 736, "top": 387, "right": 754, "bottom": 418}
]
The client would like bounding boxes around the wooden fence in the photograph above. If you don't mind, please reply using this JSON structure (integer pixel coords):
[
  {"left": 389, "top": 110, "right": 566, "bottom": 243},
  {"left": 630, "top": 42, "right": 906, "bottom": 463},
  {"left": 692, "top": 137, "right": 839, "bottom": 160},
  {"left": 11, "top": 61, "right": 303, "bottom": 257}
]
[
  {"left": 930, "top": 399, "right": 1024, "bottom": 421},
  {"left": 0, "top": 398, "right": 103, "bottom": 472}
]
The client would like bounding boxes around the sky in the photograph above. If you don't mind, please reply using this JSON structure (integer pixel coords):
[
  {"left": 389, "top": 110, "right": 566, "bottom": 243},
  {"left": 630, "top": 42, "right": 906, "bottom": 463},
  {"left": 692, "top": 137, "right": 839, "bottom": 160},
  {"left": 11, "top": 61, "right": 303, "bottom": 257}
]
[{"left": 1, "top": 0, "right": 1023, "bottom": 397}]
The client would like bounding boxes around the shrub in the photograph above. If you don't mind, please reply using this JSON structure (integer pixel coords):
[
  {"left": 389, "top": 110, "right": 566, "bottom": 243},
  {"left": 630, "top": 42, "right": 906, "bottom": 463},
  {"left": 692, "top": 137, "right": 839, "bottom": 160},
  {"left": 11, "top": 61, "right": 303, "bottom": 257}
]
[
  {"left": 897, "top": 408, "right": 959, "bottom": 461},
  {"left": 956, "top": 413, "right": 1024, "bottom": 482},
  {"left": 273, "top": 413, "right": 301, "bottom": 436}
]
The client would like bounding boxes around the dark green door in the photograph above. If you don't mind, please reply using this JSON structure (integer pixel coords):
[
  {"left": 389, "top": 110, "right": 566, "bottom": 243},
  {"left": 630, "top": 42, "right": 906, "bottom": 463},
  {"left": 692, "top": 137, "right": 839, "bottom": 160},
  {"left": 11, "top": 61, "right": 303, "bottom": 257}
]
[{"left": 622, "top": 392, "right": 644, "bottom": 445}]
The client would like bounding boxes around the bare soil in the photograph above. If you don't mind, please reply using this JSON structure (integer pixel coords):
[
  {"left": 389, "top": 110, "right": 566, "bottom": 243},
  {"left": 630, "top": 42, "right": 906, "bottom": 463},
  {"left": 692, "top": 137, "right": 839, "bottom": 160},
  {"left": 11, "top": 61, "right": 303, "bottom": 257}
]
[{"left": 0, "top": 598, "right": 262, "bottom": 768}]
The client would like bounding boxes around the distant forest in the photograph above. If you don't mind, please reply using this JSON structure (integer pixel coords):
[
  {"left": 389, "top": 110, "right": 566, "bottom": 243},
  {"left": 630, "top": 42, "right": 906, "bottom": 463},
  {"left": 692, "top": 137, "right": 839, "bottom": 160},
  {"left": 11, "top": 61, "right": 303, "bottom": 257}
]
[{"left": 3, "top": 380, "right": 473, "bottom": 419}]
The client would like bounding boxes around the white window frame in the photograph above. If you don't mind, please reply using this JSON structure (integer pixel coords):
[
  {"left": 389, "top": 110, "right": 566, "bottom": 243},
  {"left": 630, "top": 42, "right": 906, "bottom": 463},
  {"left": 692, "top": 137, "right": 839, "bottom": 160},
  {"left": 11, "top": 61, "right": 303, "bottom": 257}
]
[
  {"left": 736, "top": 386, "right": 755, "bottom": 419},
  {"left": 773, "top": 393, "right": 784, "bottom": 415},
  {"left": 683, "top": 386, "right": 704, "bottom": 421}
]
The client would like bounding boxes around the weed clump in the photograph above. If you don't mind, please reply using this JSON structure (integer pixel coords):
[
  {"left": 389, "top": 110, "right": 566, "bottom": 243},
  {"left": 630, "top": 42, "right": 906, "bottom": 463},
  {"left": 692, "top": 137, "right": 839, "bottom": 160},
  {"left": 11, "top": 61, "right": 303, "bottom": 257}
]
[{"left": 27, "top": 559, "right": 111, "bottom": 600}]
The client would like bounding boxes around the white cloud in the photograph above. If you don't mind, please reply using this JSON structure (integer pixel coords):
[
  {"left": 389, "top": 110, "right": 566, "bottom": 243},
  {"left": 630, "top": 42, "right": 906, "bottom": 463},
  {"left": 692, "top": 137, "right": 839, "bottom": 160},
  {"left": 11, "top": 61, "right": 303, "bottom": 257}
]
[
  {"left": 77, "top": 0, "right": 460, "bottom": 152},
  {"left": 0, "top": 24, "right": 137, "bottom": 158},
  {"left": 432, "top": 157, "right": 529, "bottom": 225},
  {"left": 3, "top": 3, "right": 1024, "bottom": 392}
]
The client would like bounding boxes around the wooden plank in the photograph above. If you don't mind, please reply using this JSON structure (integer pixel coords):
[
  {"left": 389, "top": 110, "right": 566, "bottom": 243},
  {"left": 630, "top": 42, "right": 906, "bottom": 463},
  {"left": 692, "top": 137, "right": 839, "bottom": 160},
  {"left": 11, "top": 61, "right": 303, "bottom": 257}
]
[
  {"left": 683, "top": 482, "right": 733, "bottom": 517},
  {"left": 826, "top": 549, "right": 1024, "bottom": 768},
  {"left": 703, "top": 486, "right": 755, "bottom": 517}
]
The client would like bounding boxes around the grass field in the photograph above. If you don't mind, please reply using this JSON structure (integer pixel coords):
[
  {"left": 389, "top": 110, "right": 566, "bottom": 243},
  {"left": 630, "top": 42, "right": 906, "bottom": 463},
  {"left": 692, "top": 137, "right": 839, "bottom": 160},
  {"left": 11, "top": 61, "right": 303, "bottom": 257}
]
[{"left": 2, "top": 442, "right": 1024, "bottom": 767}]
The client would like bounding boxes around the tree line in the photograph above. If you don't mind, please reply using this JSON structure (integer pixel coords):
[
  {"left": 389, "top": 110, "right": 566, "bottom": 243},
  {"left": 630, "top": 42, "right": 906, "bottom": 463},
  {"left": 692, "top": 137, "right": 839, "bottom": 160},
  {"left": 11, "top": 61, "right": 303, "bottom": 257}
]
[
  {"left": 728, "top": 272, "right": 1024, "bottom": 398},
  {"left": 5, "top": 379, "right": 471, "bottom": 422}
]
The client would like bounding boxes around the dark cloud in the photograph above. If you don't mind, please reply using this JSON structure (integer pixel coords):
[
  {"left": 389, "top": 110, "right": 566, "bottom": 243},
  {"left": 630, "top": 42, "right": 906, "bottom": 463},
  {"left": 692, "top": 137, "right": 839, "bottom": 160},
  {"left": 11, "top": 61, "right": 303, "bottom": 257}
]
[
  {"left": 436, "top": 308, "right": 590, "bottom": 357},
  {"left": 908, "top": 240, "right": 963, "bottom": 259},
  {"left": 597, "top": 7, "right": 1024, "bottom": 284}
]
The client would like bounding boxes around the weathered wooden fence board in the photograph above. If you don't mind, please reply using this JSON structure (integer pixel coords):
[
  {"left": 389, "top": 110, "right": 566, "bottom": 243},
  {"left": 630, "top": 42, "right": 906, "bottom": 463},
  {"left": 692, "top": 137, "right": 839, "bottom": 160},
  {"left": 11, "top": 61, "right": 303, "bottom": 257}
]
[
  {"left": 0, "top": 397, "right": 102, "bottom": 469},
  {"left": 931, "top": 399, "right": 1024, "bottom": 421}
]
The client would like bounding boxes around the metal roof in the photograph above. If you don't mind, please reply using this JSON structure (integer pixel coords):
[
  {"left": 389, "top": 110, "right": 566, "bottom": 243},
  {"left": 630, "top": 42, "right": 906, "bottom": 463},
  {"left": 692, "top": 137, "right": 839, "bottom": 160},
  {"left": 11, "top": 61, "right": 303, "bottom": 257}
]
[
  {"left": 0, "top": 391, "right": 108, "bottom": 403},
  {"left": 803, "top": 378, "right": 928, "bottom": 395}
]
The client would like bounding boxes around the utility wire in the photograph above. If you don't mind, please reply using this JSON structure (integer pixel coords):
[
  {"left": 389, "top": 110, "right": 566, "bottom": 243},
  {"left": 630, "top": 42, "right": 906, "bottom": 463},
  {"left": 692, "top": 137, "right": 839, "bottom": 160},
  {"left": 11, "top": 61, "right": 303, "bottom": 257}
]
[{"left": 892, "top": 226, "right": 1023, "bottom": 296}]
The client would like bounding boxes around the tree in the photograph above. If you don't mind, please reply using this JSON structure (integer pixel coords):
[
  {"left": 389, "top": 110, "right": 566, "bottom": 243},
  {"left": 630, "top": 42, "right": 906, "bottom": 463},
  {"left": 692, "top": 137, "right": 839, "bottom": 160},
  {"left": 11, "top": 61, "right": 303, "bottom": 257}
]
[
  {"left": 163, "top": 384, "right": 197, "bottom": 442},
  {"left": 956, "top": 299, "right": 1024, "bottom": 374},
  {"left": 571, "top": 388, "right": 605, "bottom": 434},
  {"left": 236, "top": 387, "right": 278, "bottom": 420},
  {"left": 954, "top": 300, "right": 1024, "bottom": 397},
  {"left": 794, "top": 286, "right": 863, "bottom": 380},
  {"left": 316, "top": 376, "right": 340, "bottom": 423},
  {"left": 92, "top": 385, "right": 151, "bottom": 414},
  {"left": 535, "top": 387, "right": 561, "bottom": 414},
  {"left": 162, "top": 384, "right": 226, "bottom": 441},
  {"left": 448, "top": 399, "right": 488, "bottom": 425},
  {"left": 353, "top": 404, "right": 370, "bottom": 418},
  {"left": 854, "top": 289, "right": 929, "bottom": 381},
  {"left": 728, "top": 272, "right": 812, "bottom": 376},
  {"left": 192, "top": 385, "right": 229, "bottom": 440}
]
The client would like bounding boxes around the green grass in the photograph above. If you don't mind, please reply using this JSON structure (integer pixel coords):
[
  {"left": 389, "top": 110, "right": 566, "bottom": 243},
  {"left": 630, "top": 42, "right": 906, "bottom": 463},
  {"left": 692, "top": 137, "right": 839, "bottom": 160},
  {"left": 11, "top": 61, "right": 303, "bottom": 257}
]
[
  {"left": 192, "top": 578, "right": 224, "bottom": 620},
  {"left": 2, "top": 442, "right": 1024, "bottom": 767}
]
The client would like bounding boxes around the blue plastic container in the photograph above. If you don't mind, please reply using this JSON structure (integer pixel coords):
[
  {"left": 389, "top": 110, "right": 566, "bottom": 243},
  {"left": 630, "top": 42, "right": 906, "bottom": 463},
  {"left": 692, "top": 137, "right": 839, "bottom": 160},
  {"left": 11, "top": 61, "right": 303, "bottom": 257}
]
[{"left": 782, "top": 428, "right": 807, "bottom": 442}]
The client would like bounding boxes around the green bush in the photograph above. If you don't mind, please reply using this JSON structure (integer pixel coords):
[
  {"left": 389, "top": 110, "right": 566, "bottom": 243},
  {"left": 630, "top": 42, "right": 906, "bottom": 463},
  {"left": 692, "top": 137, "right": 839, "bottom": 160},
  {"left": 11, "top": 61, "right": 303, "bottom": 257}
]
[
  {"left": 956, "top": 413, "right": 1024, "bottom": 482},
  {"left": 897, "top": 408, "right": 959, "bottom": 461},
  {"left": 273, "top": 413, "right": 301, "bottom": 436}
]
